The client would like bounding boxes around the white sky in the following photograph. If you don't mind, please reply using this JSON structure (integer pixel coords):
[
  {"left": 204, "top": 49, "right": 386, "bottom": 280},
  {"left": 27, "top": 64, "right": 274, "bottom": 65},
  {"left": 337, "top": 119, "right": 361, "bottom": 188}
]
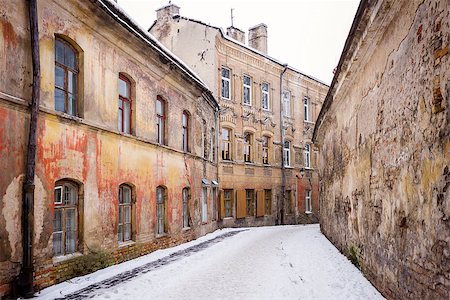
[{"left": 116, "top": 0, "right": 360, "bottom": 85}]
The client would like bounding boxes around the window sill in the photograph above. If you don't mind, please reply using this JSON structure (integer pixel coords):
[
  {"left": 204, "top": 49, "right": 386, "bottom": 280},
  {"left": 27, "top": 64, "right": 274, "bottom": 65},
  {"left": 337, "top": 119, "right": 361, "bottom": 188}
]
[
  {"left": 284, "top": 166, "right": 293, "bottom": 169},
  {"left": 201, "top": 221, "right": 208, "bottom": 225},
  {"left": 304, "top": 120, "right": 315, "bottom": 125},
  {"left": 221, "top": 97, "right": 232, "bottom": 101},
  {"left": 242, "top": 103, "right": 252, "bottom": 107},
  {"left": 118, "top": 240, "right": 135, "bottom": 248},
  {"left": 53, "top": 252, "right": 83, "bottom": 264},
  {"left": 182, "top": 227, "right": 191, "bottom": 232},
  {"left": 305, "top": 211, "right": 313, "bottom": 214},
  {"left": 222, "top": 217, "right": 233, "bottom": 220},
  {"left": 244, "top": 162, "right": 255, "bottom": 166},
  {"left": 156, "top": 233, "right": 168, "bottom": 239}
]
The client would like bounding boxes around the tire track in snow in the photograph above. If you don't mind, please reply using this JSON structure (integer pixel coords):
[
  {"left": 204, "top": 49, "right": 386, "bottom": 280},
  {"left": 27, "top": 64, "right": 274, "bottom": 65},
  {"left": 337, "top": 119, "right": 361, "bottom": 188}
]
[{"left": 55, "top": 230, "right": 246, "bottom": 300}]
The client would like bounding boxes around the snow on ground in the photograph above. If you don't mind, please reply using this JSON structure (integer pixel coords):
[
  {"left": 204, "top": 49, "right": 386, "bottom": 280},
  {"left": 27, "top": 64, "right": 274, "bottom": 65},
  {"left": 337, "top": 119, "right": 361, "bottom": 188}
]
[{"left": 35, "top": 225, "right": 384, "bottom": 300}]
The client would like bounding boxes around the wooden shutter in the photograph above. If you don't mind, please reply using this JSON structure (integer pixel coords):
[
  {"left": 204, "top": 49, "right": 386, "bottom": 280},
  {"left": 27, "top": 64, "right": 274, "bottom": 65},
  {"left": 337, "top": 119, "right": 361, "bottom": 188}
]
[
  {"left": 256, "top": 190, "right": 264, "bottom": 217},
  {"left": 236, "top": 190, "right": 246, "bottom": 219},
  {"left": 220, "top": 190, "right": 225, "bottom": 220}
]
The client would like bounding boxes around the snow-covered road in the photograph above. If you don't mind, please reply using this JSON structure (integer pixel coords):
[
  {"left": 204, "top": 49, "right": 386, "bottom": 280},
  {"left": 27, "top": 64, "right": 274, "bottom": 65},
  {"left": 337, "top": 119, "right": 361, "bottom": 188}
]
[{"left": 36, "top": 225, "right": 384, "bottom": 300}]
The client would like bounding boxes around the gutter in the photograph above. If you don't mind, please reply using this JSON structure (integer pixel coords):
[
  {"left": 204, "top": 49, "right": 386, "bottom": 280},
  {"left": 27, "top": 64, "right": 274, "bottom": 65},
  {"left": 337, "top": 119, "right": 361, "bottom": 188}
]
[
  {"left": 278, "top": 64, "right": 288, "bottom": 225},
  {"left": 312, "top": 0, "right": 369, "bottom": 142},
  {"left": 18, "top": 0, "right": 40, "bottom": 297}
]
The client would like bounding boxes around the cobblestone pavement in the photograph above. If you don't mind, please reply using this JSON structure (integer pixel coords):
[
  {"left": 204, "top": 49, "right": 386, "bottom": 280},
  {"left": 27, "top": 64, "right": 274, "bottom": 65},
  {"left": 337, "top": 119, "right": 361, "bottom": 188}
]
[{"left": 55, "top": 230, "right": 246, "bottom": 300}]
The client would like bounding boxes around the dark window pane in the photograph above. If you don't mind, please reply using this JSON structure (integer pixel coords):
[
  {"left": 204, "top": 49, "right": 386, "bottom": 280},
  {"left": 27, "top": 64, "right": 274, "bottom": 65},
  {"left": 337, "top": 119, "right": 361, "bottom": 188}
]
[
  {"left": 55, "top": 66, "right": 64, "bottom": 88},
  {"left": 53, "top": 232, "right": 62, "bottom": 256},
  {"left": 55, "top": 88, "right": 65, "bottom": 112},
  {"left": 65, "top": 45, "right": 76, "bottom": 69},
  {"left": 53, "top": 209, "right": 62, "bottom": 232},
  {"left": 55, "top": 40, "right": 64, "bottom": 63}
]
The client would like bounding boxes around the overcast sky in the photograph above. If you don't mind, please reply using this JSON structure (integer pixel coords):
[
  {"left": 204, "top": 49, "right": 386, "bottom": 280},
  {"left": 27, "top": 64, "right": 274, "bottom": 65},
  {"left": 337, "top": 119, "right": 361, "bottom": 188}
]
[{"left": 117, "top": 0, "right": 360, "bottom": 85}]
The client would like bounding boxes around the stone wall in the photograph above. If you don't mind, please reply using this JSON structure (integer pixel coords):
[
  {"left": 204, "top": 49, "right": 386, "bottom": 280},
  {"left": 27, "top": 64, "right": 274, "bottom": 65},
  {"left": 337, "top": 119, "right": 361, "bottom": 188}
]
[{"left": 314, "top": 0, "right": 449, "bottom": 299}]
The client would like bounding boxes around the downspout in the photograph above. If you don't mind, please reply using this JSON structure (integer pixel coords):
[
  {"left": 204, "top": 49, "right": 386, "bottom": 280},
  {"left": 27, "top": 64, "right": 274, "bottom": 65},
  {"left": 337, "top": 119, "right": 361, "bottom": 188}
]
[
  {"left": 214, "top": 107, "right": 219, "bottom": 220},
  {"left": 279, "top": 64, "right": 288, "bottom": 225},
  {"left": 18, "top": 0, "right": 40, "bottom": 297}
]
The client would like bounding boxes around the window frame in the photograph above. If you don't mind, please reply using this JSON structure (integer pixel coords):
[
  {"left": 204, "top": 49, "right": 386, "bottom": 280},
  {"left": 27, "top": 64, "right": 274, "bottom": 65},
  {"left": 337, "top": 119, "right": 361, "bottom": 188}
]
[
  {"left": 304, "top": 144, "right": 311, "bottom": 169},
  {"left": 261, "top": 82, "right": 270, "bottom": 110},
  {"left": 182, "top": 187, "right": 190, "bottom": 228},
  {"left": 243, "top": 74, "right": 252, "bottom": 106},
  {"left": 305, "top": 189, "right": 312, "bottom": 213},
  {"left": 304, "top": 96, "right": 311, "bottom": 122},
  {"left": 202, "top": 187, "right": 208, "bottom": 223},
  {"left": 156, "top": 186, "right": 167, "bottom": 235},
  {"left": 156, "top": 96, "right": 166, "bottom": 145},
  {"left": 283, "top": 90, "right": 291, "bottom": 117},
  {"left": 262, "top": 136, "right": 269, "bottom": 165},
  {"left": 118, "top": 184, "right": 132, "bottom": 243},
  {"left": 243, "top": 132, "right": 253, "bottom": 163},
  {"left": 53, "top": 181, "right": 78, "bottom": 257},
  {"left": 246, "top": 189, "right": 255, "bottom": 216},
  {"left": 118, "top": 74, "right": 132, "bottom": 134},
  {"left": 54, "top": 38, "right": 78, "bottom": 116},
  {"left": 224, "top": 189, "right": 233, "bottom": 218},
  {"left": 283, "top": 141, "right": 291, "bottom": 167},
  {"left": 221, "top": 67, "right": 231, "bottom": 100},
  {"left": 182, "top": 111, "right": 190, "bottom": 152},
  {"left": 221, "top": 128, "right": 232, "bottom": 161},
  {"left": 264, "top": 189, "right": 272, "bottom": 215}
]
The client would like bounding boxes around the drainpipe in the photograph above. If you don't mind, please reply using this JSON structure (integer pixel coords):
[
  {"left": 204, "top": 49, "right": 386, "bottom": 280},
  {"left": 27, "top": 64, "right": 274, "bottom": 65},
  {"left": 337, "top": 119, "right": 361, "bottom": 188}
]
[
  {"left": 278, "top": 64, "right": 288, "bottom": 225},
  {"left": 18, "top": 0, "right": 40, "bottom": 297},
  {"left": 214, "top": 107, "right": 219, "bottom": 220}
]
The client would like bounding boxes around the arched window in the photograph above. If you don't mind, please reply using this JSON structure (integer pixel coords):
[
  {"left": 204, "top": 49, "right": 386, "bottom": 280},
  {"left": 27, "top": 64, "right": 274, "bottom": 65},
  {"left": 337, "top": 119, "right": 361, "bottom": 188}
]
[
  {"left": 221, "top": 128, "right": 232, "bottom": 160},
  {"left": 262, "top": 136, "right": 269, "bottom": 164},
  {"left": 118, "top": 184, "right": 132, "bottom": 243},
  {"left": 55, "top": 38, "right": 78, "bottom": 116},
  {"left": 243, "top": 132, "right": 253, "bottom": 163},
  {"left": 53, "top": 181, "right": 79, "bottom": 256},
  {"left": 156, "top": 97, "right": 166, "bottom": 145},
  {"left": 118, "top": 75, "right": 132, "bottom": 134},
  {"left": 156, "top": 186, "right": 167, "bottom": 234},
  {"left": 182, "top": 188, "right": 189, "bottom": 228},
  {"left": 182, "top": 111, "right": 190, "bottom": 152}
]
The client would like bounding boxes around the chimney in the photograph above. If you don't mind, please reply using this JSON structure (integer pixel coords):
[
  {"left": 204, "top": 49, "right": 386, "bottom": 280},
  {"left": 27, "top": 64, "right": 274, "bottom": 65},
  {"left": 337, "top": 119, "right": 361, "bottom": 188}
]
[
  {"left": 156, "top": 3, "right": 180, "bottom": 21},
  {"left": 248, "top": 23, "right": 268, "bottom": 54},
  {"left": 226, "top": 26, "right": 245, "bottom": 44}
]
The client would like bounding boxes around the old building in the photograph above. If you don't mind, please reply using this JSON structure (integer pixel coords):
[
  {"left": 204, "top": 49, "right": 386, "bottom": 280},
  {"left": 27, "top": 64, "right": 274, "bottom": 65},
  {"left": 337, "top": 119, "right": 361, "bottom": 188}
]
[
  {"left": 0, "top": 0, "right": 219, "bottom": 296},
  {"left": 313, "top": 0, "right": 449, "bottom": 299},
  {"left": 150, "top": 5, "right": 329, "bottom": 227}
]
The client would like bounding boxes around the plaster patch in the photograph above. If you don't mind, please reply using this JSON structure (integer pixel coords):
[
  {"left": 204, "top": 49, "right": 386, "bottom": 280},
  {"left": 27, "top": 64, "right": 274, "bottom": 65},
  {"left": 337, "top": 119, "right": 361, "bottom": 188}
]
[{"left": 3, "top": 174, "right": 24, "bottom": 261}]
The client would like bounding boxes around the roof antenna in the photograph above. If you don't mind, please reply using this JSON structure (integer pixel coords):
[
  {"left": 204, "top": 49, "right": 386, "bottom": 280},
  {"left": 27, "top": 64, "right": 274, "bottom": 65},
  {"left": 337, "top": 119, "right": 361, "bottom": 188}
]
[{"left": 231, "top": 8, "right": 234, "bottom": 27}]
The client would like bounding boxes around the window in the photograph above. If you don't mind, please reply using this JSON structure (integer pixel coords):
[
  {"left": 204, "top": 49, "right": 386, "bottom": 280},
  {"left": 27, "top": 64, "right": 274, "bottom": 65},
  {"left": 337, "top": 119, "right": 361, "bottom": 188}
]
[
  {"left": 246, "top": 189, "right": 255, "bottom": 216},
  {"left": 283, "top": 141, "right": 291, "bottom": 167},
  {"left": 305, "top": 190, "right": 312, "bottom": 213},
  {"left": 202, "top": 120, "right": 208, "bottom": 159},
  {"left": 53, "top": 181, "right": 78, "bottom": 256},
  {"left": 304, "top": 97, "right": 310, "bottom": 122},
  {"left": 283, "top": 91, "right": 291, "bottom": 117},
  {"left": 264, "top": 189, "right": 272, "bottom": 215},
  {"left": 118, "top": 75, "right": 132, "bottom": 134},
  {"left": 243, "top": 75, "right": 251, "bottom": 105},
  {"left": 222, "top": 128, "right": 232, "bottom": 160},
  {"left": 243, "top": 132, "right": 253, "bottom": 163},
  {"left": 304, "top": 144, "right": 311, "bottom": 168},
  {"left": 261, "top": 82, "right": 269, "bottom": 110},
  {"left": 55, "top": 38, "right": 77, "bottom": 116},
  {"left": 211, "top": 128, "right": 216, "bottom": 162},
  {"left": 156, "top": 186, "right": 166, "bottom": 234},
  {"left": 221, "top": 67, "right": 231, "bottom": 100},
  {"left": 156, "top": 97, "right": 166, "bottom": 145},
  {"left": 202, "top": 187, "right": 208, "bottom": 223},
  {"left": 224, "top": 189, "right": 233, "bottom": 218},
  {"left": 182, "top": 111, "right": 190, "bottom": 152},
  {"left": 118, "top": 184, "right": 132, "bottom": 243},
  {"left": 262, "top": 136, "right": 269, "bottom": 164},
  {"left": 182, "top": 188, "right": 189, "bottom": 228},
  {"left": 286, "top": 190, "right": 293, "bottom": 214},
  {"left": 211, "top": 187, "right": 217, "bottom": 221}
]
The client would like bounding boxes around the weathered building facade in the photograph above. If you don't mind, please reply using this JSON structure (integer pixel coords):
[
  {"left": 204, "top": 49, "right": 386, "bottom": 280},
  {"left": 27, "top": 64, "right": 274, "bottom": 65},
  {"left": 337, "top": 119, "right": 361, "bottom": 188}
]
[
  {"left": 150, "top": 5, "right": 329, "bottom": 227},
  {"left": 313, "top": 0, "right": 449, "bottom": 299},
  {"left": 0, "top": 0, "right": 219, "bottom": 296}
]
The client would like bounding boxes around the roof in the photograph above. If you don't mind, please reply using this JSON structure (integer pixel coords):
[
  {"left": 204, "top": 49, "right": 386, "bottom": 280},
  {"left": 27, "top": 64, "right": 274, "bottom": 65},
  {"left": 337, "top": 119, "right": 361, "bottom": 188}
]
[
  {"left": 149, "top": 14, "right": 329, "bottom": 87},
  {"left": 93, "top": 0, "right": 218, "bottom": 109},
  {"left": 312, "top": 0, "right": 369, "bottom": 142}
]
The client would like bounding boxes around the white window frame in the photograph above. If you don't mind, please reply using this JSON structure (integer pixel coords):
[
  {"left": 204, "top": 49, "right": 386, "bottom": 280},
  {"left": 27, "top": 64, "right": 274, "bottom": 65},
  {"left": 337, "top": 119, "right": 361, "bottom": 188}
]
[
  {"left": 283, "top": 90, "right": 291, "bottom": 117},
  {"left": 304, "top": 97, "right": 311, "bottom": 122},
  {"left": 54, "top": 186, "right": 63, "bottom": 204},
  {"left": 283, "top": 141, "right": 291, "bottom": 167},
  {"left": 304, "top": 144, "right": 311, "bottom": 169},
  {"left": 261, "top": 82, "right": 269, "bottom": 110},
  {"left": 221, "top": 67, "right": 231, "bottom": 100},
  {"left": 243, "top": 74, "right": 251, "bottom": 105},
  {"left": 305, "top": 190, "right": 312, "bottom": 213}
]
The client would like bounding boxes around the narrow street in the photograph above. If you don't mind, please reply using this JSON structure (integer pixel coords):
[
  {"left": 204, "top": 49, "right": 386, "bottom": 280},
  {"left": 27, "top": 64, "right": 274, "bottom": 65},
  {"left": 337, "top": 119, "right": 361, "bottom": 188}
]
[{"left": 36, "top": 225, "right": 383, "bottom": 300}]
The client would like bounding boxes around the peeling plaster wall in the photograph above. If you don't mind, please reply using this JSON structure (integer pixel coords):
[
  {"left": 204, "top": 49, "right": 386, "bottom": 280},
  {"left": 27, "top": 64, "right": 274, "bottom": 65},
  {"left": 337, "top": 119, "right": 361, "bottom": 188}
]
[
  {"left": 315, "top": 0, "right": 449, "bottom": 298},
  {"left": 0, "top": 0, "right": 218, "bottom": 296}
]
